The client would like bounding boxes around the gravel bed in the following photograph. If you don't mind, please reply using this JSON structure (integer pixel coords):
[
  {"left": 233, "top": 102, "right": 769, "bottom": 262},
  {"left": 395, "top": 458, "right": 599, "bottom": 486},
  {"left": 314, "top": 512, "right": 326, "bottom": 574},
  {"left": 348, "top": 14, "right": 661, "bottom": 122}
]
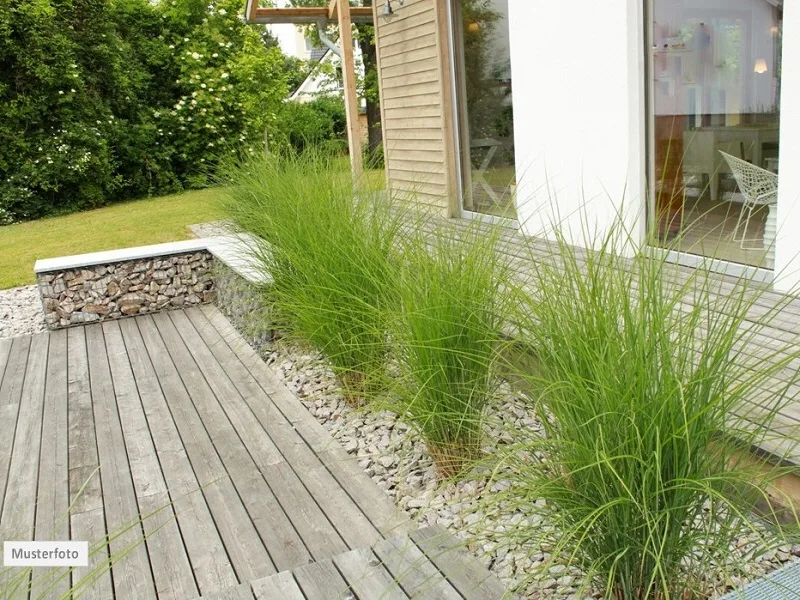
[
  {"left": 255, "top": 337, "right": 800, "bottom": 599},
  {"left": 189, "top": 220, "right": 234, "bottom": 239},
  {"left": 1, "top": 285, "right": 46, "bottom": 339}
]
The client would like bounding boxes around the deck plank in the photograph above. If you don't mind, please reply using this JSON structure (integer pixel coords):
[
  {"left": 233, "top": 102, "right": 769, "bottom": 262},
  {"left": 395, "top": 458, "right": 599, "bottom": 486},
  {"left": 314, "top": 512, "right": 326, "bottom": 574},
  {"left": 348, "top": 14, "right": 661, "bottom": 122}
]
[
  {"left": 183, "top": 307, "right": 384, "bottom": 550},
  {"left": 0, "top": 333, "right": 47, "bottom": 600},
  {"left": 199, "top": 304, "right": 411, "bottom": 538},
  {"left": 165, "top": 310, "right": 351, "bottom": 564},
  {"left": 103, "top": 320, "right": 199, "bottom": 600},
  {"left": 31, "top": 329, "right": 70, "bottom": 600},
  {"left": 67, "top": 326, "right": 113, "bottom": 600},
  {"left": 293, "top": 559, "right": 354, "bottom": 600},
  {"left": 119, "top": 317, "right": 238, "bottom": 596},
  {"left": 85, "top": 323, "right": 157, "bottom": 599},
  {"left": 372, "top": 535, "right": 462, "bottom": 600},
  {"left": 332, "top": 547, "right": 410, "bottom": 600},
  {"left": 0, "top": 335, "right": 31, "bottom": 519},
  {"left": 0, "top": 307, "right": 478, "bottom": 598},
  {"left": 411, "top": 526, "right": 508, "bottom": 600},
  {"left": 151, "top": 311, "right": 316, "bottom": 572},
  {"left": 135, "top": 314, "right": 276, "bottom": 583},
  {"left": 0, "top": 334, "right": 47, "bottom": 539},
  {"left": 0, "top": 337, "right": 13, "bottom": 384},
  {"left": 192, "top": 582, "right": 256, "bottom": 600},
  {"left": 251, "top": 571, "right": 306, "bottom": 600}
]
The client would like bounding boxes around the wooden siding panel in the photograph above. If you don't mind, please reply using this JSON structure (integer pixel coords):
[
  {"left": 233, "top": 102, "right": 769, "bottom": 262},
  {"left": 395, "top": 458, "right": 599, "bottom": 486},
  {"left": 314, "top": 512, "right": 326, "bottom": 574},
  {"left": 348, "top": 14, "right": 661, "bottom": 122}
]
[
  {"left": 384, "top": 147, "right": 446, "bottom": 162},
  {"left": 380, "top": 4, "right": 437, "bottom": 34},
  {"left": 384, "top": 116, "right": 443, "bottom": 131},
  {"left": 382, "top": 93, "right": 442, "bottom": 110},
  {"left": 385, "top": 138, "right": 446, "bottom": 152},
  {"left": 381, "top": 127, "right": 445, "bottom": 141},
  {"left": 387, "top": 158, "right": 446, "bottom": 175},
  {"left": 387, "top": 171, "right": 448, "bottom": 195},
  {"left": 380, "top": 44, "right": 438, "bottom": 68},
  {"left": 382, "top": 69, "right": 440, "bottom": 90},
  {"left": 381, "top": 57, "right": 442, "bottom": 81},
  {"left": 375, "top": 0, "right": 451, "bottom": 214},
  {"left": 382, "top": 80, "right": 441, "bottom": 100}
]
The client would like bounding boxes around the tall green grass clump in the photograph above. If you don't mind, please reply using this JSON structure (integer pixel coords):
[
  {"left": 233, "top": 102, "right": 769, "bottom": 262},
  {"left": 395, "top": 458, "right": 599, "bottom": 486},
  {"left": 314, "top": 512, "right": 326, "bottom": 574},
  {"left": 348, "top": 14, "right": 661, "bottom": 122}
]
[
  {"left": 388, "top": 222, "right": 514, "bottom": 479},
  {"left": 222, "top": 150, "right": 404, "bottom": 404},
  {"left": 486, "top": 222, "right": 800, "bottom": 599}
]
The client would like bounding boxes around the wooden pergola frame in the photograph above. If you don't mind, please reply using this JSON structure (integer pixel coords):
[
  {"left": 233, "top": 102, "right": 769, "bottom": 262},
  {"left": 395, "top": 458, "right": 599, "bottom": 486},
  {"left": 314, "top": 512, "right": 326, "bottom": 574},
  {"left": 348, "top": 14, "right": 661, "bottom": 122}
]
[{"left": 243, "top": 1, "right": 374, "bottom": 177}]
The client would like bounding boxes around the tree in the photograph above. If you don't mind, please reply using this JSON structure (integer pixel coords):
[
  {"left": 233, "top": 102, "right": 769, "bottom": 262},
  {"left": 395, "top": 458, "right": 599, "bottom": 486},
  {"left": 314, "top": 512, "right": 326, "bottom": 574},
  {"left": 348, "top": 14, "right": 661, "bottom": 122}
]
[
  {"left": 288, "top": 0, "right": 383, "bottom": 164},
  {"left": 160, "top": 0, "right": 290, "bottom": 186}
]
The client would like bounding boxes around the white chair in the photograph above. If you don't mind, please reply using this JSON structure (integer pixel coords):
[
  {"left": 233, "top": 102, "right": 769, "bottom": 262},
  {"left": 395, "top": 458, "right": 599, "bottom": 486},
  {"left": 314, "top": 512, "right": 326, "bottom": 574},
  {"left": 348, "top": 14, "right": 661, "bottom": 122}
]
[{"left": 719, "top": 151, "right": 778, "bottom": 250}]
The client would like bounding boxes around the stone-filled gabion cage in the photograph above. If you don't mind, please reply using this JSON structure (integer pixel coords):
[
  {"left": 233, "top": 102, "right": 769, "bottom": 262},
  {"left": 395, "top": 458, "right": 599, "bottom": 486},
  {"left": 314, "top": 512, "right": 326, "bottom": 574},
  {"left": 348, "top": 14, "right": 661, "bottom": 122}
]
[{"left": 37, "top": 251, "right": 215, "bottom": 329}]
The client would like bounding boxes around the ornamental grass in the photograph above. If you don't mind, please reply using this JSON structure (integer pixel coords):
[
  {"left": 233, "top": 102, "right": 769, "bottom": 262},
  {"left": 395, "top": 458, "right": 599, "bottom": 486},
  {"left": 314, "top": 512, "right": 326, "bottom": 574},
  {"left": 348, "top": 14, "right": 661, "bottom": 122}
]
[
  {"left": 479, "top": 218, "right": 800, "bottom": 599},
  {"left": 386, "top": 222, "right": 515, "bottom": 479},
  {"left": 221, "top": 150, "right": 405, "bottom": 404}
]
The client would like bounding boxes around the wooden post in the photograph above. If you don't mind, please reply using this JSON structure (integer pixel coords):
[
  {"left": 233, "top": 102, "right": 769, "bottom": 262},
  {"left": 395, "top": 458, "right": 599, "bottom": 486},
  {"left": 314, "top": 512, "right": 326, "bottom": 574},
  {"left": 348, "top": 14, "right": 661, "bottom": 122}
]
[{"left": 336, "top": 0, "right": 364, "bottom": 178}]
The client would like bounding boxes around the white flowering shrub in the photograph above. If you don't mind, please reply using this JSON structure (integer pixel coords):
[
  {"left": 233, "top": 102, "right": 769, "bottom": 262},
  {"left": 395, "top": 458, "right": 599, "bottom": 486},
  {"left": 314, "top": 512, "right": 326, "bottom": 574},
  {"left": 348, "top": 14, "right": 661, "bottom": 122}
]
[{"left": 0, "top": 0, "right": 290, "bottom": 222}]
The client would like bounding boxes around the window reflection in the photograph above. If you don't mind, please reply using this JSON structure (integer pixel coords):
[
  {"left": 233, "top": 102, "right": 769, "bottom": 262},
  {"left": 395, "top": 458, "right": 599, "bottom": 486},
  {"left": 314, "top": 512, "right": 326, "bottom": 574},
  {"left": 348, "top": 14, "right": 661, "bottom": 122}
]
[
  {"left": 454, "top": 0, "right": 516, "bottom": 219},
  {"left": 650, "top": 0, "right": 783, "bottom": 269}
]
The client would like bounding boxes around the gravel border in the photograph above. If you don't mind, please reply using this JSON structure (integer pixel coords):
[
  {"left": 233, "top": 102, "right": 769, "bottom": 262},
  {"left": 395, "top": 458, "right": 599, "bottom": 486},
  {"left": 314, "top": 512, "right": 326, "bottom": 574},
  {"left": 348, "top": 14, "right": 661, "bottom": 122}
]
[
  {"left": 0, "top": 285, "right": 46, "bottom": 339},
  {"left": 239, "top": 334, "right": 800, "bottom": 599}
]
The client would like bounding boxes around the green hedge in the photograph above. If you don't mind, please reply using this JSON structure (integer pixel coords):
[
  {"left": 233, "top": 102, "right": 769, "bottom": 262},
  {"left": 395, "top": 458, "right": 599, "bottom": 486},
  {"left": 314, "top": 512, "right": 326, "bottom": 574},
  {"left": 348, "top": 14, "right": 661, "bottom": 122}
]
[{"left": 0, "top": 0, "right": 294, "bottom": 223}]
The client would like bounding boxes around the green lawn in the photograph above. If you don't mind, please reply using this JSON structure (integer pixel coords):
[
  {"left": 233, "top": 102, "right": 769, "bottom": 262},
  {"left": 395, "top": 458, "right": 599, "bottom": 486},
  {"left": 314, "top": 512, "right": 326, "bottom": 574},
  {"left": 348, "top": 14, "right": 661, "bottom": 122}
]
[{"left": 0, "top": 188, "right": 224, "bottom": 289}]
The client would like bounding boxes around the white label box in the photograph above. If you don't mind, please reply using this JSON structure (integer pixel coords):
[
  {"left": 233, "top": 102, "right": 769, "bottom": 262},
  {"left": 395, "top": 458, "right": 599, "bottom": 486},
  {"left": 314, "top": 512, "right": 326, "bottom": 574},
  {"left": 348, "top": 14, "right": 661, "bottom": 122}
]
[{"left": 3, "top": 541, "right": 89, "bottom": 567}]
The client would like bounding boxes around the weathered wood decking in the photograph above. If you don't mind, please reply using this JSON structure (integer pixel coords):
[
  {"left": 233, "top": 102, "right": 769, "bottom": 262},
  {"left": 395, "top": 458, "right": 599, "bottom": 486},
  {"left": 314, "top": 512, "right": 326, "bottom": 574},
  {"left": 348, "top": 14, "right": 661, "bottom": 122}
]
[{"left": 0, "top": 306, "right": 509, "bottom": 599}]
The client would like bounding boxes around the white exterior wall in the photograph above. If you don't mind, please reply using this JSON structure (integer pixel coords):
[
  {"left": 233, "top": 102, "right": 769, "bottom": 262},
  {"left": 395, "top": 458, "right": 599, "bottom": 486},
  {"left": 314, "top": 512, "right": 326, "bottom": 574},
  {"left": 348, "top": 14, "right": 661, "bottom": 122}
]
[
  {"left": 267, "top": 0, "right": 310, "bottom": 60},
  {"left": 507, "top": 0, "right": 800, "bottom": 293},
  {"left": 508, "top": 0, "right": 647, "bottom": 252},
  {"left": 775, "top": 2, "right": 800, "bottom": 293}
]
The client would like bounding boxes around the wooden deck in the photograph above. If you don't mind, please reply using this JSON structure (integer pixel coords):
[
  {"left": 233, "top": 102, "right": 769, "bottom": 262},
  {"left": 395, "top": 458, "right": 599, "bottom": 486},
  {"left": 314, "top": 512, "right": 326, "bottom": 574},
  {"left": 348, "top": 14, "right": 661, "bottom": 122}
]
[{"left": 0, "top": 306, "right": 509, "bottom": 599}]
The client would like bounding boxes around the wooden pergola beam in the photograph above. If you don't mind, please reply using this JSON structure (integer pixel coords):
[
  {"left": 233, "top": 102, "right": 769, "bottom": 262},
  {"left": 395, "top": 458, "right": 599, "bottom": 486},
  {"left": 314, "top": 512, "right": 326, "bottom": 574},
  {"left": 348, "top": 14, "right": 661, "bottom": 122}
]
[
  {"left": 336, "top": 0, "right": 364, "bottom": 178},
  {"left": 243, "top": 1, "right": 368, "bottom": 178},
  {"left": 243, "top": 5, "right": 373, "bottom": 24}
]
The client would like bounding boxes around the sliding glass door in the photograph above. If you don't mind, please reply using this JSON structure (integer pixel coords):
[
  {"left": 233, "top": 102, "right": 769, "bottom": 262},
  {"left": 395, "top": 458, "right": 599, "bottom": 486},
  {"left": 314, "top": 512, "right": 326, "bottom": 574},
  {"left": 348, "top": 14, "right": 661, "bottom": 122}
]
[
  {"left": 648, "top": 0, "right": 783, "bottom": 269},
  {"left": 451, "top": 0, "right": 516, "bottom": 220},
  {"left": 650, "top": 0, "right": 783, "bottom": 268}
]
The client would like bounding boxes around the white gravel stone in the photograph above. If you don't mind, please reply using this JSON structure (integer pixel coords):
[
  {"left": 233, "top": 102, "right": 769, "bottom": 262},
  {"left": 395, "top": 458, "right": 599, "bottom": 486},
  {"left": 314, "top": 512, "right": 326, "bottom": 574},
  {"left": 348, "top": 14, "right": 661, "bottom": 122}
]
[
  {"left": 243, "top": 334, "right": 800, "bottom": 599},
  {"left": 0, "top": 285, "right": 46, "bottom": 339}
]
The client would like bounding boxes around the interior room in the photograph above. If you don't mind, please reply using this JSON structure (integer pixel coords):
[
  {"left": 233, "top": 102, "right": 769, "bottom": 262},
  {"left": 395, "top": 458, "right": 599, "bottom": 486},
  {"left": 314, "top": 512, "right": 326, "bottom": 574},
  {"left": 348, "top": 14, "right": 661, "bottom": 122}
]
[{"left": 650, "top": 0, "right": 783, "bottom": 269}]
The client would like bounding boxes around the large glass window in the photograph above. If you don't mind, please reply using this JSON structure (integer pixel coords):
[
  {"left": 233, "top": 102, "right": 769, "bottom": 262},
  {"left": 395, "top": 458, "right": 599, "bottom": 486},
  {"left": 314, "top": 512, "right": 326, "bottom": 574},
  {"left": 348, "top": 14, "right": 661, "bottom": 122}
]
[
  {"left": 649, "top": 0, "right": 783, "bottom": 268},
  {"left": 452, "top": 0, "right": 516, "bottom": 220}
]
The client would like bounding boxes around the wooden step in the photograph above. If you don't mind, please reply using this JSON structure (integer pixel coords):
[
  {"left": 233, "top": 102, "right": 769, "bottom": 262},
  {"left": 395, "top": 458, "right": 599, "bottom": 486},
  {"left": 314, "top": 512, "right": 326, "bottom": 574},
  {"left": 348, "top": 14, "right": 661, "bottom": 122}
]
[{"left": 192, "top": 526, "right": 514, "bottom": 600}]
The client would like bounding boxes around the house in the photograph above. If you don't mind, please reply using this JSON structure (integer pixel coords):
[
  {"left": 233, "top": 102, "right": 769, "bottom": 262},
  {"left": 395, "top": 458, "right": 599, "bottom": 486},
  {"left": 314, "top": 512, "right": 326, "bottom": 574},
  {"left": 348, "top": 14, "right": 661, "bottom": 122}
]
[
  {"left": 245, "top": 1, "right": 797, "bottom": 293},
  {"left": 242, "top": 0, "right": 800, "bottom": 505},
  {"left": 267, "top": 1, "right": 364, "bottom": 102},
  {"left": 367, "top": 0, "right": 798, "bottom": 293}
]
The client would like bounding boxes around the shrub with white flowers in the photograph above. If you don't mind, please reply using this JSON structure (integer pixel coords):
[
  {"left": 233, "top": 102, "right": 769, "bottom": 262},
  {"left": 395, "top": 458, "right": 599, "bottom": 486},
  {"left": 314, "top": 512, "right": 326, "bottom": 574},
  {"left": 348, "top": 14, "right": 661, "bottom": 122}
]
[{"left": 0, "top": 0, "right": 290, "bottom": 222}]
